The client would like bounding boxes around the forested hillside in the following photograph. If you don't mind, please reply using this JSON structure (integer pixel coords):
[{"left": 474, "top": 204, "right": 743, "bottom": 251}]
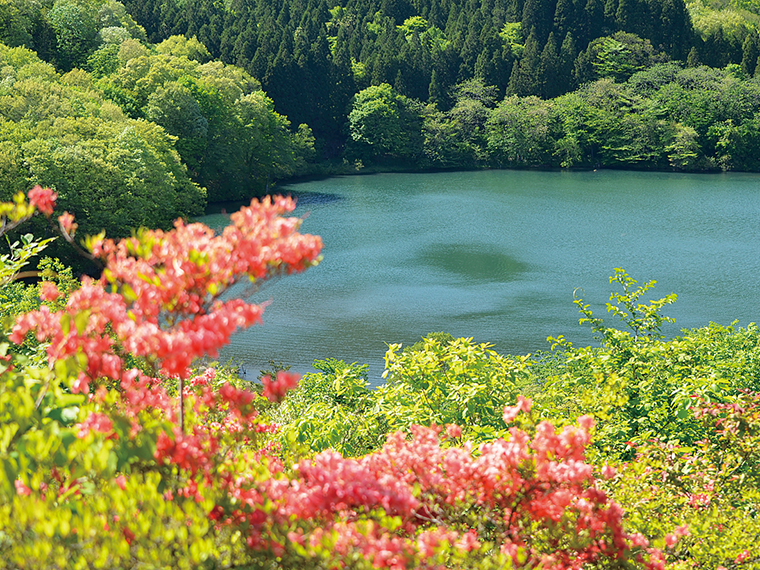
[
  {"left": 118, "top": 0, "right": 760, "bottom": 154},
  {"left": 3, "top": 0, "right": 760, "bottom": 220},
  {"left": 0, "top": 0, "right": 319, "bottom": 267}
]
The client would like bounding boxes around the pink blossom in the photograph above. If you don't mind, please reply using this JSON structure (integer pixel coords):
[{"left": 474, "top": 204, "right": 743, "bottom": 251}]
[
  {"left": 503, "top": 395, "right": 532, "bottom": 424},
  {"left": 261, "top": 371, "right": 300, "bottom": 402},
  {"left": 76, "top": 412, "right": 114, "bottom": 439},
  {"left": 40, "top": 281, "right": 59, "bottom": 302},
  {"left": 28, "top": 185, "right": 57, "bottom": 216},
  {"left": 445, "top": 424, "right": 462, "bottom": 439},
  {"left": 601, "top": 464, "right": 617, "bottom": 479},
  {"left": 14, "top": 479, "right": 31, "bottom": 496},
  {"left": 58, "top": 211, "right": 77, "bottom": 235},
  {"left": 455, "top": 530, "right": 481, "bottom": 552}
]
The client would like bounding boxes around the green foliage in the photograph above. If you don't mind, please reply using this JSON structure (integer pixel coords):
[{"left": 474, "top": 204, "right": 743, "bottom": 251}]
[
  {"left": 422, "top": 79, "right": 497, "bottom": 167},
  {"left": 539, "top": 270, "right": 760, "bottom": 461},
  {"left": 86, "top": 43, "right": 121, "bottom": 78},
  {"left": 269, "top": 358, "right": 381, "bottom": 458},
  {"left": 376, "top": 335, "right": 529, "bottom": 441},
  {"left": 486, "top": 95, "right": 553, "bottom": 166},
  {"left": 261, "top": 265, "right": 760, "bottom": 568},
  {"left": 0, "top": 42, "right": 205, "bottom": 267},
  {"left": 0, "top": 234, "right": 54, "bottom": 291},
  {"left": 499, "top": 22, "right": 525, "bottom": 57},
  {"left": 0, "top": 257, "right": 78, "bottom": 354},
  {"left": 606, "top": 391, "right": 760, "bottom": 568},
  {"left": 270, "top": 335, "right": 531, "bottom": 458},
  {"left": 102, "top": 46, "right": 313, "bottom": 200},
  {"left": 47, "top": 0, "right": 100, "bottom": 71},
  {"left": 586, "top": 34, "right": 665, "bottom": 83},
  {"left": 577, "top": 268, "right": 678, "bottom": 342},
  {"left": 8, "top": 0, "right": 760, "bottom": 173},
  {"left": 347, "top": 83, "right": 424, "bottom": 163},
  {"left": 0, "top": 339, "right": 235, "bottom": 569},
  {"left": 154, "top": 34, "right": 211, "bottom": 62}
]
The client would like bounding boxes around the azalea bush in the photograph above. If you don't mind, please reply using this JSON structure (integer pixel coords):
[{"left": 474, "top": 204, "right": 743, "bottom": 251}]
[
  {"left": 605, "top": 391, "right": 760, "bottom": 568},
  {"left": 0, "top": 187, "right": 669, "bottom": 569},
  {"left": 530, "top": 270, "right": 760, "bottom": 566}
]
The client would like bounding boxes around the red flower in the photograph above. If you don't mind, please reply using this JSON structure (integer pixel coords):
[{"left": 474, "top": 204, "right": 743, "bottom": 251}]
[
  {"left": 40, "top": 281, "right": 59, "bottom": 302},
  {"left": 28, "top": 185, "right": 57, "bottom": 216},
  {"left": 261, "top": 371, "right": 300, "bottom": 402}
]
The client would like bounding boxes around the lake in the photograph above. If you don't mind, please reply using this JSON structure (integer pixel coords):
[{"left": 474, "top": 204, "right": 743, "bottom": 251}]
[{"left": 201, "top": 169, "right": 760, "bottom": 385}]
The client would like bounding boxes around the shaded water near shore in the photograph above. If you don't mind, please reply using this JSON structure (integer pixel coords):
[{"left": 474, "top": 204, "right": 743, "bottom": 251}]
[{"left": 201, "top": 169, "right": 760, "bottom": 385}]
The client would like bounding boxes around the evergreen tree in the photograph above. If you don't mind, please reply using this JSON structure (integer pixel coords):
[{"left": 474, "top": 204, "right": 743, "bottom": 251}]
[
  {"left": 506, "top": 0, "right": 526, "bottom": 22},
  {"left": 429, "top": 68, "right": 445, "bottom": 104},
  {"left": 583, "top": 0, "right": 605, "bottom": 45},
  {"left": 686, "top": 45, "right": 700, "bottom": 67},
  {"left": 572, "top": 43, "right": 593, "bottom": 85},
  {"left": 559, "top": 31, "right": 578, "bottom": 91},
  {"left": 702, "top": 27, "right": 730, "bottom": 68},
  {"left": 521, "top": 0, "right": 555, "bottom": 44},
  {"left": 615, "top": 0, "right": 640, "bottom": 34},
  {"left": 742, "top": 30, "right": 759, "bottom": 77},
  {"left": 603, "top": 0, "right": 618, "bottom": 30},
  {"left": 553, "top": 0, "right": 575, "bottom": 39},
  {"left": 540, "top": 32, "right": 561, "bottom": 98},
  {"left": 508, "top": 27, "right": 541, "bottom": 95},
  {"left": 659, "top": 0, "right": 691, "bottom": 61}
]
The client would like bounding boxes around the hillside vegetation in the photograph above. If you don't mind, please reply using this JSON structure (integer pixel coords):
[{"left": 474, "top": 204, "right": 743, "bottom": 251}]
[
  {"left": 117, "top": 0, "right": 760, "bottom": 150},
  {"left": 1, "top": 0, "right": 760, "bottom": 220}
]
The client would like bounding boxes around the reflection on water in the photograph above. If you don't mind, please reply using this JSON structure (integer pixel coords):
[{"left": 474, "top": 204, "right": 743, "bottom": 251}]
[
  {"left": 418, "top": 244, "right": 529, "bottom": 283},
  {"left": 203, "top": 170, "right": 760, "bottom": 386}
]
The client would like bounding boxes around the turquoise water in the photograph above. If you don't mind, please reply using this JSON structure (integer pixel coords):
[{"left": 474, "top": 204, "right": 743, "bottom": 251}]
[{"left": 202, "top": 169, "right": 760, "bottom": 384}]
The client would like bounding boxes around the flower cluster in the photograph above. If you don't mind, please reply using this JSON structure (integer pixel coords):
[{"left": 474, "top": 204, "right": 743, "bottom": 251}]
[
  {"left": 27, "top": 185, "right": 57, "bottom": 216},
  {"left": 261, "top": 371, "right": 300, "bottom": 402},
  {"left": 12, "top": 195, "right": 322, "bottom": 384},
  {"left": 213, "top": 405, "right": 664, "bottom": 569}
]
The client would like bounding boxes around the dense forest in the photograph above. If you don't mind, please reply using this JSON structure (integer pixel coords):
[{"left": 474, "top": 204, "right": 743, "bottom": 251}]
[
  {"left": 2, "top": 0, "right": 760, "bottom": 258},
  {"left": 117, "top": 0, "right": 760, "bottom": 158},
  {"left": 2, "top": 0, "right": 760, "bottom": 203}
]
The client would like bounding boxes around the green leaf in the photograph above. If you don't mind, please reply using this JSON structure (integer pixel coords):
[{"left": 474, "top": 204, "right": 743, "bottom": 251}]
[
  {"left": 60, "top": 314, "right": 71, "bottom": 337},
  {"left": 74, "top": 311, "right": 90, "bottom": 335}
]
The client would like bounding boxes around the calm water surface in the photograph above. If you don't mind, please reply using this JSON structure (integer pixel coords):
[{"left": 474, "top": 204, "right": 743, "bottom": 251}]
[{"left": 202, "top": 170, "right": 760, "bottom": 385}]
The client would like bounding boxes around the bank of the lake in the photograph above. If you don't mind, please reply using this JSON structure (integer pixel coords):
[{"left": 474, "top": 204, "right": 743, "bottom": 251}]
[{"left": 203, "top": 169, "right": 760, "bottom": 385}]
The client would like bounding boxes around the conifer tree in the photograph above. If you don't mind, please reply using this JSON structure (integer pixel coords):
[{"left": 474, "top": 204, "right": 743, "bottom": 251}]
[
  {"left": 553, "top": 0, "right": 575, "bottom": 39},
  {"left": 521, "top": 0, "right": 555, "bottom": 44},
  {"left": 686, "top": 45, "right": 700, "bottom": 67},
  {"left": 540, "top": 32, "right": 561, "bottom": 98},
  {"left": 559, "top": 31, "right": 578, "bottom": 91},
  {"left": 583, "top": 0, "right": 605, "bottom": 45},
  {"left": 659, "top": 0, "right": 691, "bottom": 60},
  {"left": 508, "top": 27, "right": 541, "bottom": 95},
  {"left": 428, "top": 69, "right": 445, "bottom": 104},
  {"left": 742, "top": 30, "right": 759, "bottom": 77}
]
